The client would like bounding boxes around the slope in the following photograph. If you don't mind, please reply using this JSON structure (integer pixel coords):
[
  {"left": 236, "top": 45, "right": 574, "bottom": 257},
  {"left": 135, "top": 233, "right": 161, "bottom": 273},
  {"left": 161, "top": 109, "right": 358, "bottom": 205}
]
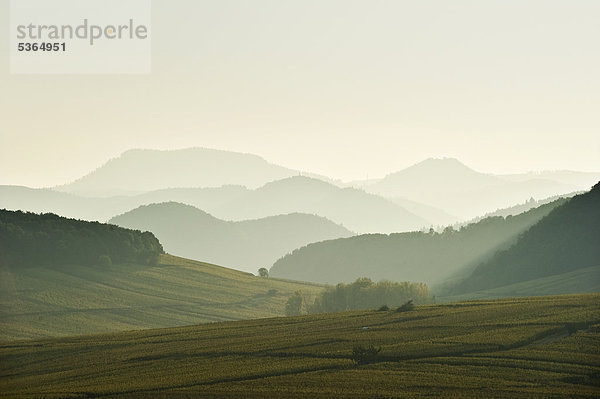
[
  {"left": 109, "top": 202, "right": 354, "bottom": 273},
  {"left": 441, "top": 265, "right": 600, "bottom": 302},
  {"left": 210, "top": 176, "right": 429, "bottom": 233},
  {"left": 270, "top": 199, "right": 566, "bottom": 285},
  {"left": 55, "top": 148, "right": 299, "bottom": 196},
  {"left": 0, "top": 254, "right": 323, "bottom": 341},
  {"left": 1, "top": 294, "right": 598, "bottom": 398},
  {"left": 452, "top": 182, "right": 600, "bottom": 294}
]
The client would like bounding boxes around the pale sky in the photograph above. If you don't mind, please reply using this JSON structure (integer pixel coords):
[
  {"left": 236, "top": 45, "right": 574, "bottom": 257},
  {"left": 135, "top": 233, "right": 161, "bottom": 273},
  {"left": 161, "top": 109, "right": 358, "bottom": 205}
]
[{"left": 1, "top": 0, "right": 599, "bottom": 187}]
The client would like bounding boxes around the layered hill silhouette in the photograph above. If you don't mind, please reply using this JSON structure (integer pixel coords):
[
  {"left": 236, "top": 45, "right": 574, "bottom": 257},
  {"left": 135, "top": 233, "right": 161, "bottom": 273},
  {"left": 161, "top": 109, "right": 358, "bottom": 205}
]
[
  {"left": 109, "top": 202, "right": 353, "bottom": 273},
  {"left": 364, "top": 158, "right": 587, "bottom": 219},
  {"left": 0, "top": 185, "right": 250, "bottom": 223},
  {"left": 269, "top": 199, "right": 566, "bottom": 285},
  {"left": 2, "top": 177, "right": 429, "bottom": 234},
  {"left": 4, "top": 149, "right": 596, "bottom": 230},
  {"left": 206, "top": 176, "right": 428, "bottom": 233},
  {"left": 55, "top": 148, "right": 300, "bottom": 196},
  {"left": 449, "top": 182, "right": 600, "bottom": 295}
]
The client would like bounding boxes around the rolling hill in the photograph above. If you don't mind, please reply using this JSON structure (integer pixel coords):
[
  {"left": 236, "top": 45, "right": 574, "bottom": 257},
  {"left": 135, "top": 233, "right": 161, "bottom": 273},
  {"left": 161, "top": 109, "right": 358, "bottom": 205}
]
[
  {"left": 1, "top": 294, "right": 598, "bottom": 398},
  {"left": 0, "top": 209, "right": 163, "bottom": 268},
  {"left": 109, "top": 202, "right": 354, "bottom": 273},
  {"left": 208, "top": 176, "right": 429, "bottom": 233},
  {"left": 364, "top": 158, "right": 583, "bottom": 219},
  {"left": 441, "top": 265, "right": 600, "bottom": 302},
  {"left": 450, "top": 182, "right": 600, "bottom": 295},
  {"left": 55, "top": 147, "right": 299, "bottom": 196},
  {"left": 0, "top": 184, "right": 250, "bottom": 223},
  {"left": 1, "top": 178, "right": 428, "bottom": 233},
  {"left": 269, "top": 199, "right": 566, "bottom": 285},
  {"left": 0, "top": 254, "right": 323, "bottom": 341},
  {"left": 0, "top": 210, "right": 324, "bottom": 341}
]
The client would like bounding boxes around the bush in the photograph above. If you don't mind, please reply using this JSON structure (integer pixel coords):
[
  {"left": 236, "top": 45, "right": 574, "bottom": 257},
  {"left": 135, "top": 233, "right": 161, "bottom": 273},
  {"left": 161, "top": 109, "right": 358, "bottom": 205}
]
[
  {"left": 377, "top": 305, "right": 390, "bottom": 311},
  {"left": 396, "top": 299, "right": 414, "bottom": 312},
  {"left": 351, "top": 344, "right": 381, "bottom": 365}
]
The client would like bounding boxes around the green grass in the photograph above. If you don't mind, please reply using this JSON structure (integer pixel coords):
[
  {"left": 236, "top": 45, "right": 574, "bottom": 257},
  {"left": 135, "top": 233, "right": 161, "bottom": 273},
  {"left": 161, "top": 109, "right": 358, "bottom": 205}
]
[
  {"left": 0, "top": 294, "right": 598, "bottom": 398},
  {"left": 439, "top": 265, "right": 600, "bottom": 302},
  {"left": 0, "top": 254, "right": 323, "bottom": 341}
]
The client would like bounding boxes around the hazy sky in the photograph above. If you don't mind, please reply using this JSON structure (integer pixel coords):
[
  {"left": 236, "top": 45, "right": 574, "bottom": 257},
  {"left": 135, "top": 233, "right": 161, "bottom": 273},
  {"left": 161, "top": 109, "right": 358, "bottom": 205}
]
[{"left": 1, "top": 0, "right": 599, "bottom": 187}]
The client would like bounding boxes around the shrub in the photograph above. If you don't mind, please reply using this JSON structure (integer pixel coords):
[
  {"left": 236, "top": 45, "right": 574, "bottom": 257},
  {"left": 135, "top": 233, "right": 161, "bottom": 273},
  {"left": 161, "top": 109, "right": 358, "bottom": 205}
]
[
  {"left": 396, "top": 299, "right": 414, "bottom": 312},
  {"left": 351, "top": 344, "right": 381, "bottom": 365}
]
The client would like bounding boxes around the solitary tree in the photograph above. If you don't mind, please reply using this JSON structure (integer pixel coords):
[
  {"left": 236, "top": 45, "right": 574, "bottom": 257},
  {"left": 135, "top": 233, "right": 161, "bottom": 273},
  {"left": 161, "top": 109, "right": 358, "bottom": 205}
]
[{"left": 258, "top": 267, "right": 269, "bottom": 277}]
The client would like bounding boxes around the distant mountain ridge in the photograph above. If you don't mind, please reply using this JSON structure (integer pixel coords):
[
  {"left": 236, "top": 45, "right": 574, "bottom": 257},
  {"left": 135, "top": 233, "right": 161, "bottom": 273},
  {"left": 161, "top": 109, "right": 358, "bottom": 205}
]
[
  {"left": 208, "top": 176, "right": 429, "bottom": 233},
  {"left": 4, "top": 148, "right": 597, "bottom": 229},
  {"left": 109, "top": 202, "right": 353, "bottom": 273},
  {"left": 55, "top": 148, "right": 299, "bottom": 196},
  {"left": 1, "top": 177, "right": 429, "bottom": 234},
  {"left": 363, "top": 158, "right": 584, "bottom": 219}
]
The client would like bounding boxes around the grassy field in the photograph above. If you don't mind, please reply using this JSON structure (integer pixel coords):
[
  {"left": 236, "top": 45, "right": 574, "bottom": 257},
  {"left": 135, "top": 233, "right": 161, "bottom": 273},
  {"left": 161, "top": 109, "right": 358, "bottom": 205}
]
[
  {"left": 439, "top": 265, "right": 600, "bottom": 302},
  {"left": 0, "top": 254, "right": 323, "bottom": 341},
  {"left": 1, "top": 294, "right": 598, "bottom": 398}
]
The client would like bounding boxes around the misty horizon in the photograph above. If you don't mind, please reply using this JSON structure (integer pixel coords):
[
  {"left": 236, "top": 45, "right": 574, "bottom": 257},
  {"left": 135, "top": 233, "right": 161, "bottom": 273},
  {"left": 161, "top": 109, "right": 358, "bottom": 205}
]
[{"left": 3, "top": 146, "right": 599, "bottom": 190}]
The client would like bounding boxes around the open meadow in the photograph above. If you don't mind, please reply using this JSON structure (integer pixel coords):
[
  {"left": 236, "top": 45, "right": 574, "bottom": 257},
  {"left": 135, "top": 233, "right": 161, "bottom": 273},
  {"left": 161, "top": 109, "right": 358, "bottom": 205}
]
[
  {"left": 1, "top": 293, "right": 598, "bottom": 398},
  {"left": 0, "top": 254, "right": 323, "bottom": 341}
]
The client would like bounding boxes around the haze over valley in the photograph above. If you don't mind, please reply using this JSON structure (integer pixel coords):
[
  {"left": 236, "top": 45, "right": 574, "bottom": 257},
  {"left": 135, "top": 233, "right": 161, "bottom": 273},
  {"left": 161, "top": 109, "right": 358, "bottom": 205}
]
[{"left": 1, "top": 1, "right": 599, "bottom": 397}]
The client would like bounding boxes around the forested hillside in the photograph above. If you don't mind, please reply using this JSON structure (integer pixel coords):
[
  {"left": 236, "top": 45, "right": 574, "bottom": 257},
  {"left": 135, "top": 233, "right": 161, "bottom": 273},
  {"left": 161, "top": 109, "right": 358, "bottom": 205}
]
[
  {"left": 0, "top": 210, "right": 163, "bottom": 268},
  {"left": 451, "top": 182, "right": 600, "bottom": 294},
  {"left": 270, "top": 199, "right": 566, "bottom": 285}
]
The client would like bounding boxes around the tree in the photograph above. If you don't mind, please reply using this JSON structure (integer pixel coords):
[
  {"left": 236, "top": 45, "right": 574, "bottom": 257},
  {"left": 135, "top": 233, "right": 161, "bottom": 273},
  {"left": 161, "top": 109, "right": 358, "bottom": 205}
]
[
  {"left": 285, "top": 291, "right": 304, "bottom": 316},
  {"left": 258, "top": 267, "right": 269, "bottom": 277}
]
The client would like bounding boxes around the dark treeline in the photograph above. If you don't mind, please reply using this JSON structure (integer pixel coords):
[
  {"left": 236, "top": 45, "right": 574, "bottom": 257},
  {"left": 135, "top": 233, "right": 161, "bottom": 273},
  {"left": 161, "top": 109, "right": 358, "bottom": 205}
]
[
  {"left": 271, "top": 199, "right": 567, "bottom": 285},
  {"left": 311, "top": 278, "right": 430, "bottom": 313},
  {"left": 0, "top": 209, "right": 164, "bottom": 268},
  {"left": 286, "top": 278, "right": 431, "bottom": 315},
  {"left": 451, "top": 182, "right": 600, "bottom": 294}
]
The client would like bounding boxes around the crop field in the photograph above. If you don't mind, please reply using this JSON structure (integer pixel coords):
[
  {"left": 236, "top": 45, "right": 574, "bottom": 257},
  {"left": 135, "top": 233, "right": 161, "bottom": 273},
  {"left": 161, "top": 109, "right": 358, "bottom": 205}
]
[
  {"left": 0, "top": 254, "right": 323, "bottom": 341},
  {"left": 1, "top": 294, "right": 598, "bottom": 398}
]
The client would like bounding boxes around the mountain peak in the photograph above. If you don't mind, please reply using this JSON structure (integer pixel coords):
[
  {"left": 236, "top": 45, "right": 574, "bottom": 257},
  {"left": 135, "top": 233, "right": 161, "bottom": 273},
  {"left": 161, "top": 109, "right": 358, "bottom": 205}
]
[
  {"left": 55, "top": 147, "right": 297, "bottom": 196},
  {"left": 404, "top": 157, "right": 476, "bottom": 174}
]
